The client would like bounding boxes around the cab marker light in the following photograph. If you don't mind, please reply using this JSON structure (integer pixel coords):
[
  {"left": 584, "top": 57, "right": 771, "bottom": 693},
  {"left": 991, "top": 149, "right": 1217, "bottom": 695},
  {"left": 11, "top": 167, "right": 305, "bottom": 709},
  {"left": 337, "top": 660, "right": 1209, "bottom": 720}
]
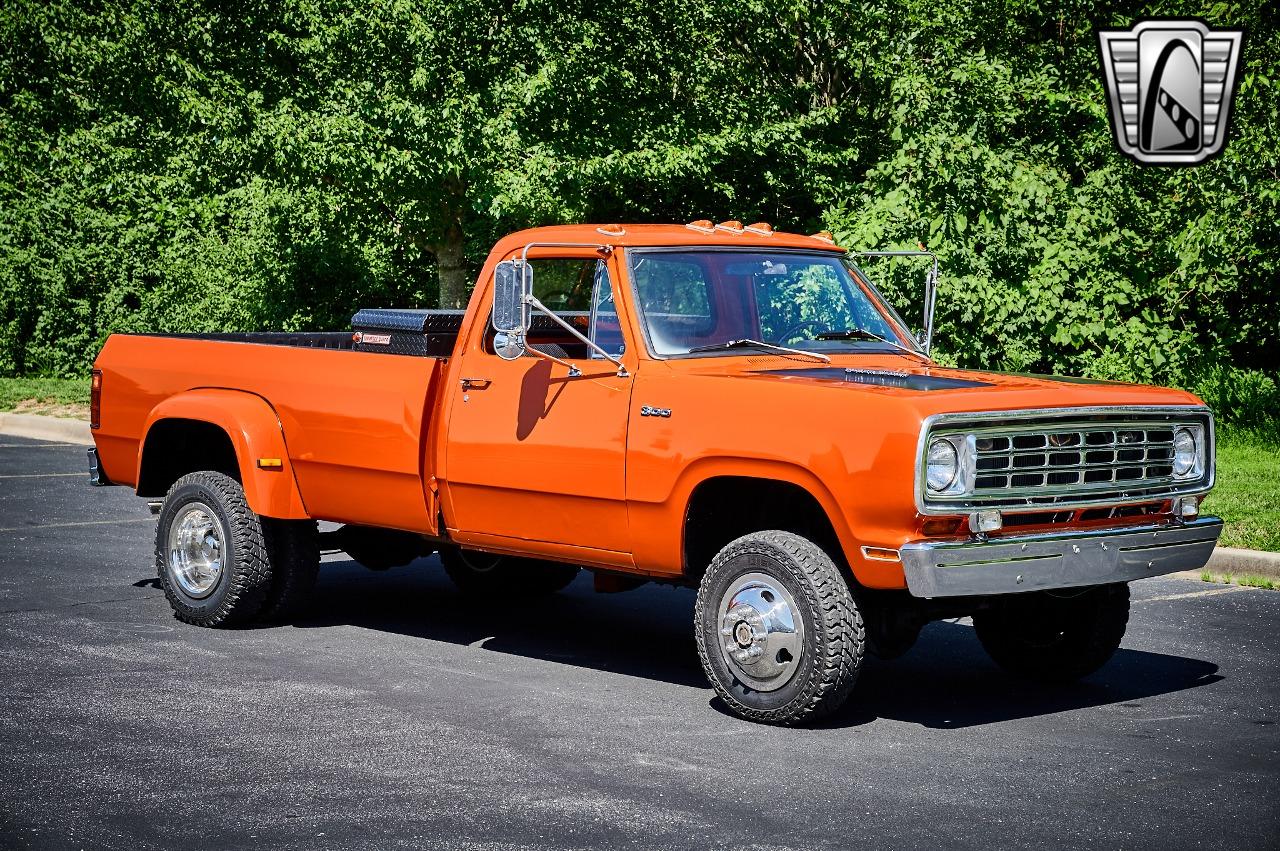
[
  {"left": 744, "top": 222, "right": 774, "bottom": 236},
  {"left": 686, "top": 220, "right": 715, "bottom": 234},
  {"left": 715, "top": 220, "right": 745, "bottom": 234}
]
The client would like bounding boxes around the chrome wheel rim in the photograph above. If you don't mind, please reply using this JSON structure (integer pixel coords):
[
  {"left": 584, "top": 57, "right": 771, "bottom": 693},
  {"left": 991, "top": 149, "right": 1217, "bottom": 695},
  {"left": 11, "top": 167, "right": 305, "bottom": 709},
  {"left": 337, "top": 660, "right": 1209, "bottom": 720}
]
[
  {"left": 716, "top": 572, "right": 805, "bottom": 692},
  {"left": 167, "top": 502, "right": 226, "bottom": 599}
]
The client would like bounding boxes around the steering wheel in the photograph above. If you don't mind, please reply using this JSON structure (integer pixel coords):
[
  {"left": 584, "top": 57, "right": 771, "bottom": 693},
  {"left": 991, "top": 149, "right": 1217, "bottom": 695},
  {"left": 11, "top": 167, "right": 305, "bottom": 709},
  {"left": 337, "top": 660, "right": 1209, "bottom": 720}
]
[{"left": 775, "top": 320, "right": 831, "bottom": 345}]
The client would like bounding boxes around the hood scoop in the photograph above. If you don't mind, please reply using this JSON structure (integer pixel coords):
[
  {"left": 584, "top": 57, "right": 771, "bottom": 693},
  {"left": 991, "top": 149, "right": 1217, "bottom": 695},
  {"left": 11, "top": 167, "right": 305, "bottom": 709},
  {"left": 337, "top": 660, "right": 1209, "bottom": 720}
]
[{"left": 758, "top": 367, "right": 994, "bottom": 391}]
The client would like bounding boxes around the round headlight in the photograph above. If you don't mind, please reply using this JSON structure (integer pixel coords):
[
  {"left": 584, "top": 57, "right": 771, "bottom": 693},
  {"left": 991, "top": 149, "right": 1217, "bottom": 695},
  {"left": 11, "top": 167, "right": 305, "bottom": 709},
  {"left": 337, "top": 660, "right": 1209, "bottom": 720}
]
[
  {"left": 926, "top": 438, "right": 959, "bottom": 492},
  {"left": 1172, "top": 427, "right": 1197, "bottom": 476}
]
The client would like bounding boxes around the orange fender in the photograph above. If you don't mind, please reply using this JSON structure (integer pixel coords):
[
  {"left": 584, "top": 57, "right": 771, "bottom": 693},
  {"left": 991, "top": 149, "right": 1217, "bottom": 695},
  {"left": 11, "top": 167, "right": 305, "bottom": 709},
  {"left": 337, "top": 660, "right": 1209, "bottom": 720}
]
[{"left": 139, "top": 389, "right": 309, "bottom": 519}]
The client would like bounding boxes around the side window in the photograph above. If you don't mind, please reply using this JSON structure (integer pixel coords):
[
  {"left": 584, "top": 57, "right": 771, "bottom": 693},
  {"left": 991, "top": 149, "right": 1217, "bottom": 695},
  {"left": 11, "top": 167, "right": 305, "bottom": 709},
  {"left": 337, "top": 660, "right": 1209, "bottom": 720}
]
[
  {"left": 530, "top": 258, "right": 597, "bottom": 312},
  {"left": 485, "top": 258, "right": 624, "bottom": 360}
]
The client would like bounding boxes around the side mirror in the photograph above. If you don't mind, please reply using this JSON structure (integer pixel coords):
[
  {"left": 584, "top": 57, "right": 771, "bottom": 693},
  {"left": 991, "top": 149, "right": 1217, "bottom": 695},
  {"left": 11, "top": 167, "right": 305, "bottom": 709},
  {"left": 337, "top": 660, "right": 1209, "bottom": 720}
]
[{"left": 492, "top": 260, "right": 532, "bottom": 360}]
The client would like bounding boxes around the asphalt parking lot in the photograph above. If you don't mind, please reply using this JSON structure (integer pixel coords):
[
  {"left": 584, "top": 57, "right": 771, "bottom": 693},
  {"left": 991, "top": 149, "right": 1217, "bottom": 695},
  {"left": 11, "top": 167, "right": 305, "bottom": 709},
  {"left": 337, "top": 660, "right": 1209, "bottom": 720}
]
[{"left": 0, "top": 434, "right": 1277, "bottom": 850}]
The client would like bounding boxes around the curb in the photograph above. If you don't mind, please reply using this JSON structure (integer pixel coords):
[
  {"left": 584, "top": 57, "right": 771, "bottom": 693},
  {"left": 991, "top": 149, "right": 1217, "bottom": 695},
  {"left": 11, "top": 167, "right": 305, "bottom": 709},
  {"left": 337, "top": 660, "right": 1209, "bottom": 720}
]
[
  {"left": 0, "top": 412, "right": 94, "bottom": 445},
  {"left": 1204, "top": 546, "right": 1280, "bottom": 580}
]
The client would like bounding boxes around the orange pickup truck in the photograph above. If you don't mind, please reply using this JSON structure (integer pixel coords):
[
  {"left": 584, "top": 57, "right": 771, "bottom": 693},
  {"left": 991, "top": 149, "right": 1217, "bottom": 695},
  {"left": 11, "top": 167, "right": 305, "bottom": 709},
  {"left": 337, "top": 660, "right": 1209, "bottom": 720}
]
[{"left": 89, "top": 222, "right": 1221, "bottom": 725}]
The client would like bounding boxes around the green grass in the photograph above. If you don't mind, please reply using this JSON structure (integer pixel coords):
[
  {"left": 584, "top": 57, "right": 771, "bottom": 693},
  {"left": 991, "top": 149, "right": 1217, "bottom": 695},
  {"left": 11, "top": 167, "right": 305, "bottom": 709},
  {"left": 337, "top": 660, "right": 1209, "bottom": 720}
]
[
  {"left": 1202, "top": 428, "right": 1280, "bottom": 553},
  {"left": 1238, "top": 575, "right": 1277, "bottom": 590},
  {"left": 0, "top": 376, "right": 89, "bottom": 417},
  {"left": 1198, "top": 570, "right": 1277, "bottom": 591}
]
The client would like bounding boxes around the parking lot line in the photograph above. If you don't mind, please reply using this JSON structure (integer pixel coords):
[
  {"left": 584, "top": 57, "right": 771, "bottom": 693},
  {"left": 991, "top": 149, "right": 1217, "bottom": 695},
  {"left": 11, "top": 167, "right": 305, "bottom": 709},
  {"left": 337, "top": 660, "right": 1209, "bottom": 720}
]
[
  {"left": 0, "top": 472, "right": 87, "bottom": 479},
  {"left": 1137, "top": 585, "right": 1250, "bottom": 604},
  {"left": 0, "top": 517, "right": 154, "bottom": 533}
]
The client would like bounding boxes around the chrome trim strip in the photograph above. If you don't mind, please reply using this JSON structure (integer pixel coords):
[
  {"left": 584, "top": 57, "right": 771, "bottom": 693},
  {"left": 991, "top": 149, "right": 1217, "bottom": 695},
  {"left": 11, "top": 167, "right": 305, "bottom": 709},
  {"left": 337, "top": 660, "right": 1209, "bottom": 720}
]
[
  {"left": 900, "top": 517, "right": 1223, "bottom": 598},
  {"left": 913, "top": 405, "right": 1216, "bottom": 515}
]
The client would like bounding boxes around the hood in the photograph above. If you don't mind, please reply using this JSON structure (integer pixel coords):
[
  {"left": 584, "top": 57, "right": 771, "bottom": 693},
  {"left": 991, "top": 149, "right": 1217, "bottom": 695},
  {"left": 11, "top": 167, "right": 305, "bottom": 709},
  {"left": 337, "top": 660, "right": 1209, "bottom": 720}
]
[{"left": 688, "top": 356, "right": 1206, "bottom": 414}]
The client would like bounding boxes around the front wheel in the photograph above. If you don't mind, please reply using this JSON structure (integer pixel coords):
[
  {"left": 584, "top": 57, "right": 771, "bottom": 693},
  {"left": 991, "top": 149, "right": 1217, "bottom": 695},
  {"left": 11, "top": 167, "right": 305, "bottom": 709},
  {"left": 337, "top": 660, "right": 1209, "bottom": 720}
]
[
  {"left": 972, "top": 583, "right": 1130, "bottom": 682},
  {"left": 439, "top": 546, "right": 579, "bottom": 596},
  {"left": 695, "top": 531, "right": 865, "bottom": 726}
]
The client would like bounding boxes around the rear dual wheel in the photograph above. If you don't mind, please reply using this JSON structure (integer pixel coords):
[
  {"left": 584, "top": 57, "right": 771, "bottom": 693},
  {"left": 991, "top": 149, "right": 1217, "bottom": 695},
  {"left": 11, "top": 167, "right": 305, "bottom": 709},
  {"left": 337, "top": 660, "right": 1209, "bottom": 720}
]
[{"left": 156, "top": 471, "right": 318, "bottom": 627}]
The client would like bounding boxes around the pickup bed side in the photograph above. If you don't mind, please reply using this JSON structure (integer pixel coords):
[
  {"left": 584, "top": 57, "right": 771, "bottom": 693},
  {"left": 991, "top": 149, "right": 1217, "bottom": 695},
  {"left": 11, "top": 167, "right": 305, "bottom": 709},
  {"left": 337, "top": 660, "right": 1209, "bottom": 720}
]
[{"left": 94, "top": 333, "right": 445, "bottom": 533}]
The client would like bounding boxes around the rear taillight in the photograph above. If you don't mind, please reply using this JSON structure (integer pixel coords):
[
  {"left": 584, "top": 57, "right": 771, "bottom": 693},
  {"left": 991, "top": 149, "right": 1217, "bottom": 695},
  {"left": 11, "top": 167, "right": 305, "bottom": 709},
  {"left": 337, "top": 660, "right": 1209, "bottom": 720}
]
[{"left": 90, "top": 369, "right": 102, "bottom": 429}]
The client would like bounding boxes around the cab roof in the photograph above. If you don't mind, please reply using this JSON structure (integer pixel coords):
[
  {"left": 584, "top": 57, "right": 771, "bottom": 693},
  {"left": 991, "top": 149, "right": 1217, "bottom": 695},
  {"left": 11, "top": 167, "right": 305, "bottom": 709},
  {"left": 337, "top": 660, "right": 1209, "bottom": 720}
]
[{"left": 491, "top": 223, "right": 847, "bottom": 255}]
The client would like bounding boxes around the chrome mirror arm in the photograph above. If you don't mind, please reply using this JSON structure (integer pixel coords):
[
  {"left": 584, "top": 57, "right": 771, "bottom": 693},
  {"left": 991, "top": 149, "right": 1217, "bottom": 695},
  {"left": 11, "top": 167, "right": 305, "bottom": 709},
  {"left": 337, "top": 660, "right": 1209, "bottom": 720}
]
[
  {"left": 521, "top": 340, "right": 582, "bottom": 377},
  {"left": 854, "top": 249, "right": 940, "bottom": 357},
  {"left": 524, "top": 295, "right": 630, "bottom": 377}
]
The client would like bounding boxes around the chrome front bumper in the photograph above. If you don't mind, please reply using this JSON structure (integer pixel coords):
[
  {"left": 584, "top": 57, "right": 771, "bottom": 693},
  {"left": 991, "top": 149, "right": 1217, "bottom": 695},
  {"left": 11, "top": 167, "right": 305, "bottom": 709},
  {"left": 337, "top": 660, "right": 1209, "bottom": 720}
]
[{"left": 900, "top": 517, "right": 1223, "bottom": 598}]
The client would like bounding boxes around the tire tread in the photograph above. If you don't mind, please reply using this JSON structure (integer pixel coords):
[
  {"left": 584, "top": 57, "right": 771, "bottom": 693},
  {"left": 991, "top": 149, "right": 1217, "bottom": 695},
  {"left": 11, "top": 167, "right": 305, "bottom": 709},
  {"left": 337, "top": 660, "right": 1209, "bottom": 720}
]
[
  {"left": 155, "top": 471, "right": 272, "bottom": 627},
  {"left": 694, "top": 530, "right": 865, "bottom": 725}
]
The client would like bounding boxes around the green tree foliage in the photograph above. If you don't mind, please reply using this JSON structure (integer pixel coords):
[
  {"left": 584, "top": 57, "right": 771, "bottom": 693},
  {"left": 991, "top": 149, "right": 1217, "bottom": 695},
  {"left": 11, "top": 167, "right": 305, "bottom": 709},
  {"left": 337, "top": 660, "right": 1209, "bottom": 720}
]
[{"left": 1, "top": 0, "right": 1275, "bottom": 410}]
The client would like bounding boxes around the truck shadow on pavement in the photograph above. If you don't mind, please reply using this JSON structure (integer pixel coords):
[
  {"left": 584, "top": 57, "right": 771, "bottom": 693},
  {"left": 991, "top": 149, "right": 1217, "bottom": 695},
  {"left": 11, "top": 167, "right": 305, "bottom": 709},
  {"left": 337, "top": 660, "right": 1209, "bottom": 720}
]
[{"left": 291, "top": 558, "right": 1223, "bottom": 730}]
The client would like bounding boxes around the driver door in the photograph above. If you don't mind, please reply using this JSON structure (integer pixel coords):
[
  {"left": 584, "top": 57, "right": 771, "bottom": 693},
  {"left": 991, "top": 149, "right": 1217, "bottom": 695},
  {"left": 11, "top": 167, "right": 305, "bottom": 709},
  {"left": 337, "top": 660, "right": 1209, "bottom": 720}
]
[{"left": 443, "top": 252, "right": 636, "bottom": 565}]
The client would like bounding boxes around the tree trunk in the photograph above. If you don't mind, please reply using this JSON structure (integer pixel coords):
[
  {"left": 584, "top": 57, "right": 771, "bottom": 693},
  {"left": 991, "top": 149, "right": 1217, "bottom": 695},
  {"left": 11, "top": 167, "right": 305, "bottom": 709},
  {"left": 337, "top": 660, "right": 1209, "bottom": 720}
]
[{"left": 435, "top": 224, "right": 469, "bottom": 309}]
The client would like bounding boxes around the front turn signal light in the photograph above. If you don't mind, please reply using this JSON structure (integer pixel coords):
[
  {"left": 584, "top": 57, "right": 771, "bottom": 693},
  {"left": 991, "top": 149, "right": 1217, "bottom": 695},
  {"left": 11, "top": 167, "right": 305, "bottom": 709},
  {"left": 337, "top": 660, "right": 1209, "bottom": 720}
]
[
  {"left": 1174, "top": 496, "right": 1200, "bottom": 519},
  {"left": 968, "top": 510, "right": 1003, "bottom": 534}
]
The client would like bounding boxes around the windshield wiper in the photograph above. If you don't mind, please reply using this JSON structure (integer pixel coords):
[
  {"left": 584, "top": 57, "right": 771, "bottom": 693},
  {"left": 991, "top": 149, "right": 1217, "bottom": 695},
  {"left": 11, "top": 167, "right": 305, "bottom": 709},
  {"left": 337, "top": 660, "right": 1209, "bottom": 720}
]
[
  {"left": 686, "top": 338, "right": 830, "bottom": 363},
  {"left": 814, "top": 328, "right": 930, "bottom": 363}
]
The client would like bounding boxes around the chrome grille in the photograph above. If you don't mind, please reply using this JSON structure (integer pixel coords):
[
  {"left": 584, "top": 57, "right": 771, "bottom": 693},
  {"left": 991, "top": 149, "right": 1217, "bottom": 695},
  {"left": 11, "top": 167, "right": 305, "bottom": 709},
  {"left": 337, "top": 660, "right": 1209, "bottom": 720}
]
[
  {"left": 918, "top": 407, "right": 1215, "bottom": 513},
  {"left": 972, "top": 426, "right": 1176, "bottom": 493}
]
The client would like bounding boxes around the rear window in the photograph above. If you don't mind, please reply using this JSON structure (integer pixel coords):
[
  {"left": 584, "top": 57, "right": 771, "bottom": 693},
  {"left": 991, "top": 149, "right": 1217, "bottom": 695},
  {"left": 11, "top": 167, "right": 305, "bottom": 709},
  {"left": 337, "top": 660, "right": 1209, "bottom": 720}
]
[{"left": 629, "top": 255, "right": 716, "bottom": 351}]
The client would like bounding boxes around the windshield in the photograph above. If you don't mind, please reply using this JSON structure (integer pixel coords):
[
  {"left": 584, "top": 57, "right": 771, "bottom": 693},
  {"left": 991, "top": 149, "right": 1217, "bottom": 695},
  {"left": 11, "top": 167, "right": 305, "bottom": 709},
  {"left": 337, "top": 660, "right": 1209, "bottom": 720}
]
[{"left": 627, "top": 249, "right": 918, "bottom": 357}]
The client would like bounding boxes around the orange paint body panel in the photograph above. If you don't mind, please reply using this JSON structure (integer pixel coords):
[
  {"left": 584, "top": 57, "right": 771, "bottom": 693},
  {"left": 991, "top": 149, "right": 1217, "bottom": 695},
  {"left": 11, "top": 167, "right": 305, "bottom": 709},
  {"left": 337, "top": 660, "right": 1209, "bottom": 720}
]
[
  {"left": 94, "top": 335, "right": 441, "bottom": 533},
  {"left": 92, "top": 223, "right": 1209, "bottom": 590}
]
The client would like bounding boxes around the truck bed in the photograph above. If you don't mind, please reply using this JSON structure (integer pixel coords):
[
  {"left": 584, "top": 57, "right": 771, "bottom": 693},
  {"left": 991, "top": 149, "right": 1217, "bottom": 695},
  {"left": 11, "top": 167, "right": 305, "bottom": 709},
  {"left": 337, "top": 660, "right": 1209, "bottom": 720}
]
[{"left": 93, "top": 329, "right": 448, "bottom": 533}]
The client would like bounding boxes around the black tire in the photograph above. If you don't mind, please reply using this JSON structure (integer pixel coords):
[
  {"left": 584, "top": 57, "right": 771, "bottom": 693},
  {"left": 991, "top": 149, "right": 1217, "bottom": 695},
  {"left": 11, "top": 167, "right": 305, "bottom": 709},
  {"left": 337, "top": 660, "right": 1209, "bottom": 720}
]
[
  {"left": 155, "top": 471, "right": 272, "bottom": 627},
  {"left": 439, "top": 546, "right": 579, "bottom": 597},
  {"left": 694, "top": 531, "right": 865, "bottom": 726},
  {"left": 972, "top": 583, "right": 1131, "bottom": 682},
  {"left": 258, "top": 519, "right": 320, "bottom": 622},
  {"left": 864, "top": 600, "right": 924, "bottom": 661},
  {"left": 341, "top": 526, "right": 429, "bottom": 571}
]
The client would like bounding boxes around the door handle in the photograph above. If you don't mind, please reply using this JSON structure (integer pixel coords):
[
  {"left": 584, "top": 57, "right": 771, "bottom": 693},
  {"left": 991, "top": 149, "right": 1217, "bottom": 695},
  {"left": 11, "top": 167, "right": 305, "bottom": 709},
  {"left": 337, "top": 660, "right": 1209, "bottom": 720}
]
[{"left": 460, "top": 378, "right": 492, "bottom": 391}]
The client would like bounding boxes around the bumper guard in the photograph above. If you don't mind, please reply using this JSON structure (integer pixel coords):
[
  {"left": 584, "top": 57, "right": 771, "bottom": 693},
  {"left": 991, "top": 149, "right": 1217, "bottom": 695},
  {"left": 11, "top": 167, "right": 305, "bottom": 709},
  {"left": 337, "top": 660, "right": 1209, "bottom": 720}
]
[{"left": 87, "top": 447, "right": 112, "bottom": 487}]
